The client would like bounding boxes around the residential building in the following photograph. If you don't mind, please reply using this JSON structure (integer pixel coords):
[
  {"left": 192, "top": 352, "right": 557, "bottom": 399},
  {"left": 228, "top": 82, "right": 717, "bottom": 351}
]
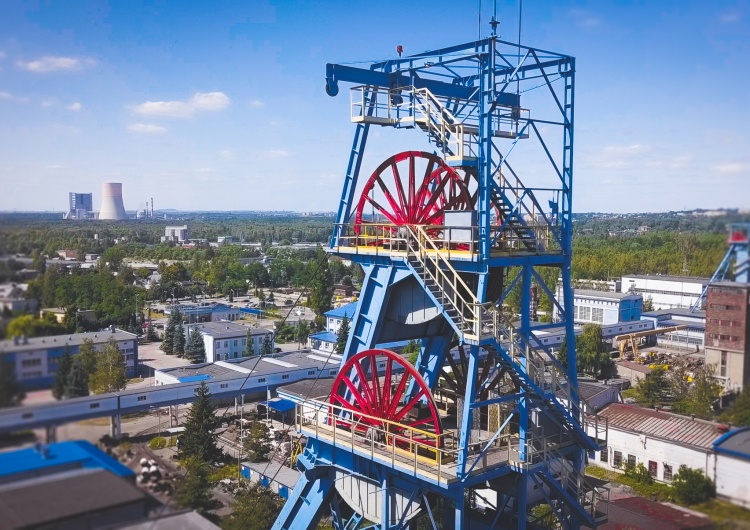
[
  {"left": 185, "top": 321, "right": 274, "bottom": 362},
  {"left": 587, "top": 403, "right": 750, "bottom": 509},
  {"left": 0, "top": 282, "right": 37, "bottom": 313},
  {"left": 640, "top": 307, "right": 707, "bottom": 352},
  {"left": 621, "top": 274, "right": 708, "bottom": 310},
  {"left": 161, "top": 225, "right": 189, "bottom": 243},
  {"left": 0, "top": 329, "right": 139, "bottom": 388},
  {"left": 308, "top": 302, "right": 358, "bottom": 353},
  {"left": 704, "top": 282, "right": 750, "bottom": 391},
  {"left": 554, "top": 287, "right": 643, "bottom": 325}
]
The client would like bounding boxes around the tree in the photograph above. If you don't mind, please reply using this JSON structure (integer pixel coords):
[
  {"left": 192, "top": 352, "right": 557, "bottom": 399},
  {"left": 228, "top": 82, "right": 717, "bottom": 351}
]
[
  {"left": 556, "top": 337, "right": 569, "bottom": 371},
  {"left": 243, "top": 329, "right": 255, "bottom": 357},
  {"left": 577, "top": 324, "right": 614, "bottom": 379},
  {"left": 89, "top": 338, "right": 127, "bottom": 394},
  {"left": 334, "top": 315, "right": 350, "bottom": 355},
  {"left": 643, "top": 296, "right": 654, "bottom": 313},
  {"left": 308, "top": 249, "right": 334, "bottom": 328},
  {"left": 52, "top": 347, "right": 73, "bottom": 400},
  {"left": 632, "top": 365, "right": 671, "bottom": 408},
  {"left": 222, "top": 484, "right": 286, "bottom": 530},
  {"left": 0, "top": 358, "right": 25, "bottom": 408},
  {"left": 178, "top": 382, "right": 222, "bottom": 463},
  {"left": 174, "top": 457, "right": 213, "bottom": 515},
  {"left": 162, "top": 310, "right": 176, "bottom": 355},
  {"left": 295, "top": 320, "right": 310, "bottom": 348},
  {"left": 185, "top": 327, "right": 206, "bottom": 364},
  {"left": 243, "top": 420, "right": 272, "bottom": 462},
  {"left": 403, "top": 340, "right": 421, "bottom": 365},
  {"left": 673, "top": 465, "right": 715, "bottom": 505},
  {"left": 77, "top": 338, "right": 98, "bottom": 378},
  {"left": 173, "top": 313, "right": 186, "bottom": 358},
  {"left": 65, "top": 359, "right": 89, "bottom": 398},
  {"left": 673, "top": 365, "right": 722, "bottom": 419},
  {"left": 724, "top": 386, "right": 750, "bottom": 427},
  {"left": 261, "top": 334, "right": 273, "bottom": 356}
]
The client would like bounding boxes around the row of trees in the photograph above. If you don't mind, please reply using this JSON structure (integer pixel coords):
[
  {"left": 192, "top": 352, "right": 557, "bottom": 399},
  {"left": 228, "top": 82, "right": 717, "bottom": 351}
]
[{"left": 161, "top": 310, "right": 206, "bottom": 363}]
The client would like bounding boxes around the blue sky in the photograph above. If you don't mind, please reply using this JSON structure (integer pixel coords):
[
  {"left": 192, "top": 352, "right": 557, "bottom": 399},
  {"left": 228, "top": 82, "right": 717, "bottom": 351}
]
[{"left": 0, "top": 0, "right": 748, "bottom": 213}]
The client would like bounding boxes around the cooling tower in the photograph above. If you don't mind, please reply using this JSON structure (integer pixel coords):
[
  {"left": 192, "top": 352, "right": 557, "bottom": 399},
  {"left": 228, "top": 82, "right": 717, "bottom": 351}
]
[{"left": 99, "top": 182, "right": 128, "bottom": 220}]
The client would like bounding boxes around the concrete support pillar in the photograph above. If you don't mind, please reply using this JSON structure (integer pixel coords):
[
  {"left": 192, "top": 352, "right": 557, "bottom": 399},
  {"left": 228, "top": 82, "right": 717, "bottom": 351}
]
[
  {"left": 170, "top": 405, "right": 179, "bottom": 427},
  {"left": 45, "top": 424, "right": 57, "bottom": 444},
  {"left": 110, "top": 414, "right": 122, "bottom": 440}
]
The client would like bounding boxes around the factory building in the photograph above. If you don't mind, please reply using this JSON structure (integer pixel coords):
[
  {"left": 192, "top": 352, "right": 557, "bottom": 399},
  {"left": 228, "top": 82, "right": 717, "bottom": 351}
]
[
  {"left": 621, "top": 274, "right": 708, "bottom": 311},
  {"left": 554, "top": 287, "right": 643, "bottom": 325},
  {"left": 98, "top": 182, "right": 128, "bottom": 220},
  {"left": 162, "top": 225, "right": 189, "bottom": 243},
  {"left": 64, "top": 192, "right": 93, "bottom": 220},
  {"left": 0, "top": 329, "right": 138, "bottom": 389},
  {"left": 640, "top": 307, "right": 706, "bottom": 352},
  {"left": 184, "top": 321, "right": 274, "bottom": 363},
  {"left": 165, "top": 302, "right": 240, "bottom": 324},
  {"left": 588, "top": 404, "right": 750, "bottom": 509},
  {"left": 704, "top": 282, "right": 750, "bottom": 392}
]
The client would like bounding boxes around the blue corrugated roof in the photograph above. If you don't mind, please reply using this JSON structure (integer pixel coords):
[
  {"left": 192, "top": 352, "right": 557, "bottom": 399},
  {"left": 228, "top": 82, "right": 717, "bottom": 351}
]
[
  {"left": 0, "top": 440, "right": 134, "bottom": 479},
  {"left": 714, "top": 427, "right": 750, "bottom": 460},
  {"left": 325, "top": 302, "right": 358, "bottom": 319},
  {"left": 309, "top": 331, "right": 337, "bottom": 343},
  {"left": 178, "top": 374, "right": 212, "bottom": 383}
]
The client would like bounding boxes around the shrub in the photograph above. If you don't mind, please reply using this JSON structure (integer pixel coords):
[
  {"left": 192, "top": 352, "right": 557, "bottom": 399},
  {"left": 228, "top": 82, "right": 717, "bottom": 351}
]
[
  {"left": 624, "top": 462, "right": 654, "bottom": 485},
  {"left": 673, "top": 465, "right": 715, "bottom": 505},
  {"left": 149, "top": 436, "right": 168, "bottom": 450}
]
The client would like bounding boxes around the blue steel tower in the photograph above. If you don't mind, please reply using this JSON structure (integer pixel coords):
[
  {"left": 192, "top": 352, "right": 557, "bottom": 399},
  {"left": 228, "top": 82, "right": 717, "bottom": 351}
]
[{"left": 274, "top": 34, "right": 609, "bottom": 530}]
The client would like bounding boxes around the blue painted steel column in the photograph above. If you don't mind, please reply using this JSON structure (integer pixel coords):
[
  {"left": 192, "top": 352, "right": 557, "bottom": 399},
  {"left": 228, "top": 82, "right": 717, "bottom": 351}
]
[
  {"left": 457, "top": 345, "right": 479, "bottom": 478},
  {"left": 478, "top": 39, "right": 493, "bottom": 260},
  {"left": 411, "top": 332, "right": 451, "bottom": 394},
  {"left": 332, "top": 121, "right": 370, "bottom": 248}
]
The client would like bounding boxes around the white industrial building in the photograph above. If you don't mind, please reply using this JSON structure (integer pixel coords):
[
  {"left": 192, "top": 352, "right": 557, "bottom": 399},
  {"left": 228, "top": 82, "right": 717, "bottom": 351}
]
[
  {"left": 588, "top": 403, "right": 750, "bottom": 508},
  {"left": 184, "top": 321, "right": 274, "bottom": 363},
  {"left": 165, "top": 302, "right": 240, "bottom": 324},
  {"left": 554, "top": 288, "right": 643, "bottom": 325},
  {"left": 0, "top": 329, "right": 139, "bottom": 389},
  {"left": 161, "top": 225, "right": 189, "bottom": 243},
  {"left": 621, "top": 274, "right": 707, "bottom": 310},
  {"left": 640, "top": 307, "right": 706, "bottom": 352}
]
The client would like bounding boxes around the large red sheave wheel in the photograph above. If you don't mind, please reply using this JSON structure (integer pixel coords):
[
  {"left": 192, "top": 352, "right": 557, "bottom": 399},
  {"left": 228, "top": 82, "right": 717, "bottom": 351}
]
[
  {"left": 330, "top": 348, "right": 443, "bottom": 447},
  {"left": 354, "top": 151, "right": 472, "bottom": 228}
]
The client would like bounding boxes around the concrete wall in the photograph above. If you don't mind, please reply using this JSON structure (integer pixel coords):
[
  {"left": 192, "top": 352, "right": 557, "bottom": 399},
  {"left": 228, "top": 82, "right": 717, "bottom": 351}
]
[
  {"left": 622, "top": 276, "right": 705, "bottom": 310},
  {"left": 716, "top": 453, "right": 750, "bottom": 508}
]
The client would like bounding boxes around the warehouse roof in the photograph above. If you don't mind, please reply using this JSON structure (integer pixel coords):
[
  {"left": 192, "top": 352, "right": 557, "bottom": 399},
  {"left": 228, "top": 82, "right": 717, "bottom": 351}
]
[
  {"left": 187, "top": 321, "right": 272, "bottom": 339},
  {"left": 0, "top": 329, "right": 137, "bottom": 354},
  {"left": 0, "top": 440, "right": 134, "bottom": 481},
  {"left": 574, "top": 289, "right": 640, "bottom": 300},
  {"left": 117, "top": 511, "right": 221, "bottom": 530},
  {"left": 0, "top": 468, "right": 146, "bottom": 528},
  {"left": 598, "top": 403, "right": 721, "bottom": 451},
  {"left": 622, "top": 274, "right": 708, "bottom": 284},
  {"left": 279, "top": 378, "right": 335, "bottom": 401}
]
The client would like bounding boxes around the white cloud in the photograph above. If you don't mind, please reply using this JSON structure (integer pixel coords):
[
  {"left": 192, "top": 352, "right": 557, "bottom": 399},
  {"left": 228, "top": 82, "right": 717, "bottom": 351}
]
[
  {"left": 719, "top": 11, "right": 740, "bottom": 23},
  {"left": 0, "top": 51, "right": 6, "bottom": 60},
  {"left": 249, "top": 99, "right": 265, "bottom": 108},
  {"left": 713, "top": 162, "right": 747, "bottom": 174},
  {"left": 219, "top": 149, "right": 234, "bottom": 159},
  {"left": 67, "top": 102, "right": 82, "bottom": 111},
  {"left": 44, "top": 164, "right": 64, "bottom": 169},
  {"left": 41, "top": 99, "right": 55, "bottom": 108},
  {"left": 127, "top": 123, "right": 167, "bottom": 134},
  {"left": 569, "top": 9, "right": 602, "bottom": 28},
  {"left": 0, "top": 91, "right": 28, "bottom": 103},
  {"left": 133, "top": 91, "right": 230, "bottom": 118},
  {"left": 18, "top": 56, "right": 93, "bottom": 73},
  {"left": 268, "top": 149, "right": 290, "bottom": 158},
  {"left": 195, "top": 167, "right": 216, "bottom": 173}
]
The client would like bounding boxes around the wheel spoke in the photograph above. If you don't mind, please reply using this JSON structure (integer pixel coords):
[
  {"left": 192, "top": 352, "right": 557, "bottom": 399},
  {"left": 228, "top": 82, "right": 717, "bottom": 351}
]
[
  {"left": 366, "top": 197, "right": 401, "bottom": 225},
  {"left": 391, "top": 161, "right": 408, "bottom": 217},
  {"left": 386, "top": 372, "right": 410, "bottom": 419},
  {"left": 354, "top": 361, "right": 376, "bottom": 410},
  {"left": 376, "top": 176, "right": 406, "bottom": 224},
  {"left": 393, "top": 390, "right": 424, "bottom": 423},
  {"left": 342, "top": 376, "right": 374, "bottom": 416}
]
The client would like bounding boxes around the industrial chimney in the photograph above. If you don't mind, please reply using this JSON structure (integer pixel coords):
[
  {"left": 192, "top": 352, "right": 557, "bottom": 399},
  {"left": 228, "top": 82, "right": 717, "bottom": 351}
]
[{"left": 99, "top": 182, "right": 128, "bottom": 220}]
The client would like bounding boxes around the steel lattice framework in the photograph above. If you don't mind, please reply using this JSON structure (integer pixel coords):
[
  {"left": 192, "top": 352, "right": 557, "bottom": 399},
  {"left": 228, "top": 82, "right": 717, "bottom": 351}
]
[{"left": 274, "top": 35, "right": 609, "bottom": 530}]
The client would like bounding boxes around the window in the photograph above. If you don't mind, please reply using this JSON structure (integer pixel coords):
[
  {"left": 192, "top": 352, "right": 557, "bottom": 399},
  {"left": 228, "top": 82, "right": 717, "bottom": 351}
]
[
  {"left": 234, "top": 340, "right": 238, "bottom": 346},
  {"left": 663, "top": 464, "right": 673, "bottom": 482},
  {"left": 600, "top": 449, "right": 608, "bottom": 463},
  {"left": 224, "top": 341, "right": 228, "bottom": 347},
  {"left": 591, "top": 307, "right": 604, "bottom": 323},
  {"left": 137, "top": 396, "right": 147, "bottom": 401},
  {"left": 257, "top": 378, "right": 266, "bottom": 383},
  {"left": 721, "top": 351, "right": 728, "bottom": 377},
  {"left": 648, "top": 460, "right": 657, "bottom": 478},
  {"left": 90, "top": 403, "right": 100, "bottom": 409},
  {"left": 308, "top": 370, "right": 316, "bottom": 375},
  {"left": 220, "top": 383, "right": 229, "bottom": 389},
  {"left": 329, "top": 370, "right": 338, "bottom": 376},
  {"left": 627, "top": 454, "right": 636, "bottom": 468},
  {"left": 21, "top": 359, "right": 41, "bottom": 368},
  {"left": 613, "top": 451, "right": 622, "bottom": 468},
  {"left": 22, "top": 412, "right": 34, "bottom": 419},
  {"left": 282, "top": 374, "right": 289, "bottom": 380}
]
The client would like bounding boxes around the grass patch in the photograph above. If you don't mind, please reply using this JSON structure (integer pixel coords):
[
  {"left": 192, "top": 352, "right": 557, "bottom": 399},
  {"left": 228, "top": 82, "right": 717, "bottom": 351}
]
[
  {"left": 128, "top": 377, "right": 144, "bottom": 384},
  {"left": 692, "top": 499, "right": 750, "bottom": 529},
  {"left": 148, "top": 436, "right": 177, "bottom": 450},
  {"left": 209, "top": 463, "right": 240, "bottom": 483}
]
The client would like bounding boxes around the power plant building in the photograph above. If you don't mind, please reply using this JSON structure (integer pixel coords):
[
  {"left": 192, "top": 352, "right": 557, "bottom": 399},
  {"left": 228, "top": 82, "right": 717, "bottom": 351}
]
[
  {"left": 65, "top": 192, "right": 93, "bottom": 219},
  {"left": 98, "top": 182, "right": 128, "bottom": 220}
]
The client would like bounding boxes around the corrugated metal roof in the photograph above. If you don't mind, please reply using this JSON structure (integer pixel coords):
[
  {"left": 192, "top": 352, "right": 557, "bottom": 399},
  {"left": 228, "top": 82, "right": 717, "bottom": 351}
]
[{"left": 599, "top": 403, "right": 721, "bottom": 451}]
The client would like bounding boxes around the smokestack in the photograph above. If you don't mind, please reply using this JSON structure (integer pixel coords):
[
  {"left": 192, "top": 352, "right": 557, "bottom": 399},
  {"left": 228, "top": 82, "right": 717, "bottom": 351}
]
[
  {"left": 151, "top": 197, "right": 154, "bottom": 217},
  {"left": 99, "top": 182, "right": 128, "bottom": 220}
]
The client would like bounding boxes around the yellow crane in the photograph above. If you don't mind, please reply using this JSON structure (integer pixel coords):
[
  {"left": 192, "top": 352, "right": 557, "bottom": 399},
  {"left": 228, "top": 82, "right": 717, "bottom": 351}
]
[{"left": 613, "top": 325, "right": 688, "bottom": 359}]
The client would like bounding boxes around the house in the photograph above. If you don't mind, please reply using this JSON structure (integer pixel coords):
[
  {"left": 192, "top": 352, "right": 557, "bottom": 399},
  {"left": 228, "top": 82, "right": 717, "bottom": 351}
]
[
  {"left": 184, "top": 321, "right": 274, "bottom": 362},
  {"left": 308, "top": 302, "right": 358, "bottom": 354}
]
